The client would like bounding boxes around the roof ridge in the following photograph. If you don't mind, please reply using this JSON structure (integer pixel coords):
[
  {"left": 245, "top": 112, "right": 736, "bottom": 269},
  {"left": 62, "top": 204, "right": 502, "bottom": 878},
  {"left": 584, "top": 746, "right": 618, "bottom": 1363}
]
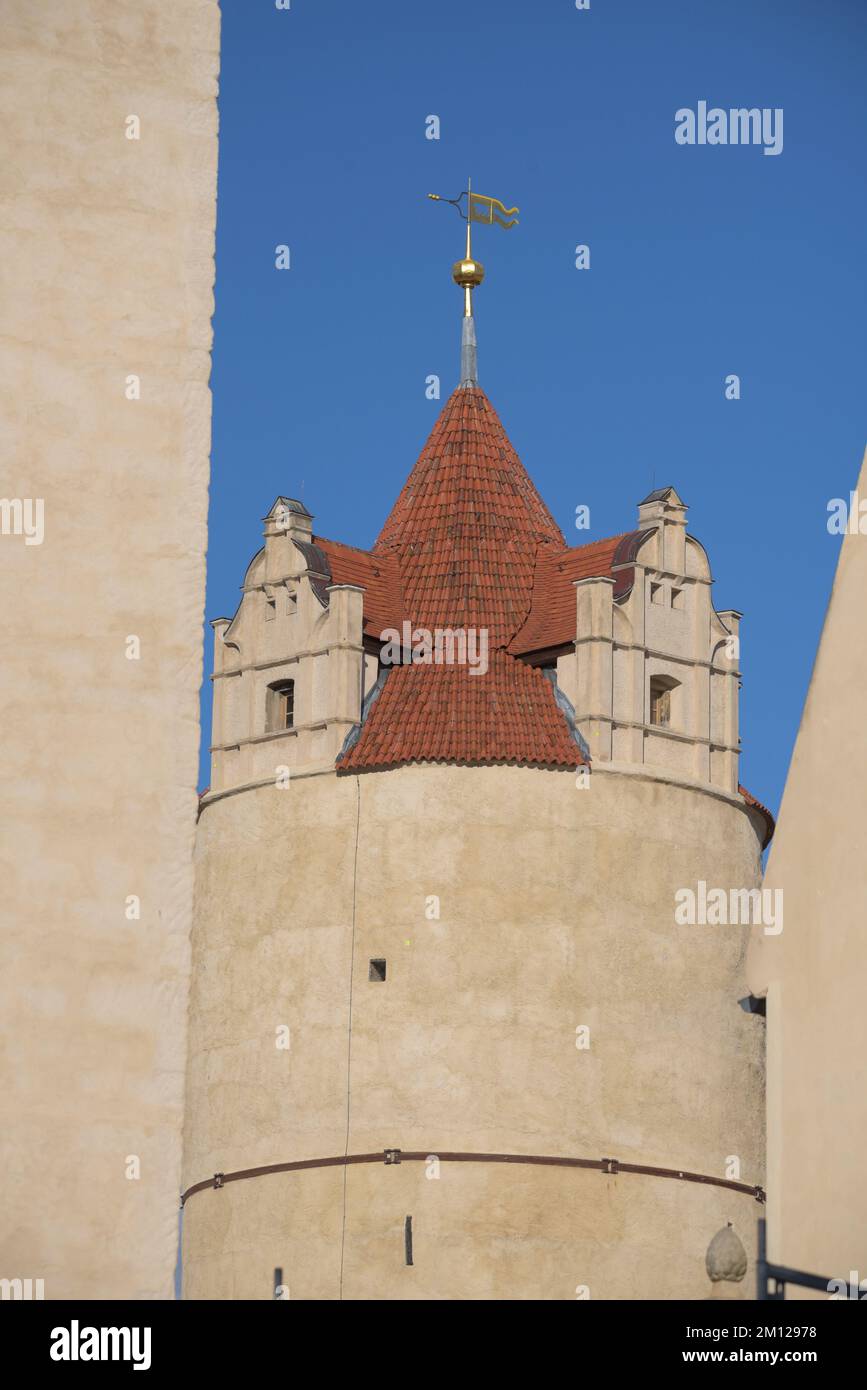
[
  {"left": 314, "top": 534, "right": 374, "bottom": 558},
  {"left": 563, "top": 530, "right": 630, "bottom": 558}
]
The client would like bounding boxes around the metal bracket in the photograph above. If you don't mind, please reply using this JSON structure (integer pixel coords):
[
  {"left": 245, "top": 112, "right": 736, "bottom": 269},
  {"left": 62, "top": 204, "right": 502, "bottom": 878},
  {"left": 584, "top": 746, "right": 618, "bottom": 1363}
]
[
  {"left": 384, "top": 1148, "right": 402, "bottom": 1165},
  {"left": 757, "top": 1217, "right": 851, "bottom": 1300},
  {"left": 601, "top": 1157, "right": 620, "bottom": 1175},
  {"left": 213, "top": 1172, "right": 224, "bottom": 1189}
]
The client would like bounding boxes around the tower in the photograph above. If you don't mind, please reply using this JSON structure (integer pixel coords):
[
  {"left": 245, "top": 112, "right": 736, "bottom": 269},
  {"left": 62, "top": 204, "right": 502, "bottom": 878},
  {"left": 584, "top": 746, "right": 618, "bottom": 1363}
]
[{"left": 182, "top": 194, "right": 771, "bottom": 1299}]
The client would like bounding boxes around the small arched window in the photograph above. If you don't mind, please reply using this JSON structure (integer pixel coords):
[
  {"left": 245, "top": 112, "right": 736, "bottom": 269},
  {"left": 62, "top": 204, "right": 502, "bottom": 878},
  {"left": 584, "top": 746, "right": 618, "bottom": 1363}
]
[
  {"left": 267, "top": 679, "right": 295, "bottom": 732},
  {"left": 649, "top": 675, "right": 679, "bottom": 729}
]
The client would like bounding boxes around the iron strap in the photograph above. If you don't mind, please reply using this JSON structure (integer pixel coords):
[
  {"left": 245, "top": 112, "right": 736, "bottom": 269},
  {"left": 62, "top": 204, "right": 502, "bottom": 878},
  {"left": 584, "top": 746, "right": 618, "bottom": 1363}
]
[{"left": 181, "top": 1150, "right": 765, "bottom": 1207}]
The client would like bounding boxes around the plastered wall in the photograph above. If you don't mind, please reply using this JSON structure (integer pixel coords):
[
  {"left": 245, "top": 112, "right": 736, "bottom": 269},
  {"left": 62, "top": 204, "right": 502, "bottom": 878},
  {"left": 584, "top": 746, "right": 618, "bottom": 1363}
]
[
  {"left": 0, "top": 0, "right": 220, "bottom": 1299},
  {"left": 184, "top": 762, "right": 765, "bottom": 1298},
  {"left": 748, "top": 448, "right": 867, "bottom": 1294}
]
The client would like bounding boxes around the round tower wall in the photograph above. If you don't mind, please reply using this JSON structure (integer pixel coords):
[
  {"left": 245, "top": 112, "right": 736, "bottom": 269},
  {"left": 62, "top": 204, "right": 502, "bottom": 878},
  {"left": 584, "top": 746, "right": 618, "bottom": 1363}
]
[{"left": 182, "top": 763, "right": 765, "bottom": 1299}]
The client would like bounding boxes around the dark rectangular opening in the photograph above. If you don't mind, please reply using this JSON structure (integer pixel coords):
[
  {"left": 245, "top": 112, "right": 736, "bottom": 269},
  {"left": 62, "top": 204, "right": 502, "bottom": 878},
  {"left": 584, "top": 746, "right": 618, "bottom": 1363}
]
[
  {"left": 405, "top": 1215, "right": 413, "bottom": 1266},
  {"left": 739, "top": 994, "right": 767, "bottom": 1016},
  {"left": 369, "top": 958, "right": 386, "bottom": 982},
  {"left": 267, "top": 679, "right": 295, "bottom": 733}
]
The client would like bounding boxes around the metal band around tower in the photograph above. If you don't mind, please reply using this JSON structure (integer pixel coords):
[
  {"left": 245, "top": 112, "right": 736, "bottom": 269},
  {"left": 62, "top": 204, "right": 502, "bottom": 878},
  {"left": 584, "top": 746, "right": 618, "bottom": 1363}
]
[{"left": 180, "top": 1148, "right": 766, "bottom": 1207}]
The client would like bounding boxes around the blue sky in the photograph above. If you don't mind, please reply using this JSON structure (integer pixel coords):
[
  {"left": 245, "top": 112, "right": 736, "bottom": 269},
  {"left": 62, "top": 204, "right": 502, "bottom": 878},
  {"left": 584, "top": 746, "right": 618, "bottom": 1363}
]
[{"left": 202, "top": 0, "right": 866, "bottom": 814}]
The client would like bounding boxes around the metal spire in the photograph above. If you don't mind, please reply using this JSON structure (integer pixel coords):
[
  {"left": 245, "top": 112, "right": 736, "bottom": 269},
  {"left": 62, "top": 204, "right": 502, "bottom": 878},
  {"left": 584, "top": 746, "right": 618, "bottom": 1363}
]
[
  {"left": 460, "top": 309, "right": 478, "bottom": 389},
  {"left": 427, "top": 179, "right": 519, "bottom": 389}
]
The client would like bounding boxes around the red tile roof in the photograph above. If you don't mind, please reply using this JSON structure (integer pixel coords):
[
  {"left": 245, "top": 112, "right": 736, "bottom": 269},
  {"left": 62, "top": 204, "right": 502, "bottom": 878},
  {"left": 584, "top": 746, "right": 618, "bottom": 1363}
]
[
  {"left": 338, "top": 649, "right": 584, "bottom": 772},
  {"left": 739, "top": 784, "right": 775, "bottom": 848},
  {"left": 314, "top": 536, "right": 406, "bottom": 639},
  {"left": 336, "top": 386, "right": 588, "bottom": 772},
  {"left": 509, "top": 535, "right": 626, "bottom": 654},
  {"left": 509, "top": 529, "right": 656, "bottom": 653},
  {"left": 372, "top": 386, "right": 565, "bottom": 649}
]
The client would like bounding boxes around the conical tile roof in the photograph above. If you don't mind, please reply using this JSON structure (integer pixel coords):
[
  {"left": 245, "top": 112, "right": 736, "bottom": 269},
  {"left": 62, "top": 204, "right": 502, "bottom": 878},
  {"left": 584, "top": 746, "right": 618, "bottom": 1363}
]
[
  {"left": 337, "top": 387, "right": 586, "bottom": 773},
  {"left": 373, "top": 386, "right": 565, "bottom": 647}
]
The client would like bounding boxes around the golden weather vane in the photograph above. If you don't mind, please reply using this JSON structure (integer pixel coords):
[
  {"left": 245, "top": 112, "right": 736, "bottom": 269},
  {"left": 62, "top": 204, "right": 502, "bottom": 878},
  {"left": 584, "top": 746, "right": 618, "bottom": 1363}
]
[{"left": 427, "top": 178, "right": 519, "bottom": 318}]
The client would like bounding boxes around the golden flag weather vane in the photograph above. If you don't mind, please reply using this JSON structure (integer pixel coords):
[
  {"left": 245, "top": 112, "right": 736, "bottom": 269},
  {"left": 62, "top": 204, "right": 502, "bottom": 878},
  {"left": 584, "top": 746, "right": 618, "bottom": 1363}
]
[
  {"left": 427, "top": 178, "right": 519, "bottom": 317},
  {"left": 466, "top": 191, "right": 520, "bottom": 229}
]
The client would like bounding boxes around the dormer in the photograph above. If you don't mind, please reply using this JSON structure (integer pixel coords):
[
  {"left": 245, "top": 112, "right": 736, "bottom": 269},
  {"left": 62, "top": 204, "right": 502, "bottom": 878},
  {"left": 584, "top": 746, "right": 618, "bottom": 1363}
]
[
  {"left": 535, "top": 487, "right": 743, "bottom": 796},
  {"left": 206, "top": 499, "right": 368, "bottom": 797}
]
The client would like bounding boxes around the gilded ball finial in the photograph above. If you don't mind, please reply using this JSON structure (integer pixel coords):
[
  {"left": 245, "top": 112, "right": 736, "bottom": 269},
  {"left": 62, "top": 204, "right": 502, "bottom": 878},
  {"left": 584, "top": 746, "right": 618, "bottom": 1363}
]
[{"left": 452, "top": 256, "right": 485, "bottom": 290}]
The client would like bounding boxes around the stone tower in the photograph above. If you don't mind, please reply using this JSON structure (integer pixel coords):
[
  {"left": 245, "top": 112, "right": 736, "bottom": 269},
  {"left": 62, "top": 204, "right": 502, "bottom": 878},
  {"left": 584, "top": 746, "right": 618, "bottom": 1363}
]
[{"left": 182, "top": 283, "right": 772, "bottom": 1300}]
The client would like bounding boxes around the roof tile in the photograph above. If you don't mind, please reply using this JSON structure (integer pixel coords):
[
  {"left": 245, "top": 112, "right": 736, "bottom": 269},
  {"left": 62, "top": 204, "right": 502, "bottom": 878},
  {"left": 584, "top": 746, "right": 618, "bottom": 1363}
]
[
  {"left": 339, "top": 651, "right": 584, "bottom": 772},
  {"left": 336, "top": 385, "right": 591, "bottom": 771}
]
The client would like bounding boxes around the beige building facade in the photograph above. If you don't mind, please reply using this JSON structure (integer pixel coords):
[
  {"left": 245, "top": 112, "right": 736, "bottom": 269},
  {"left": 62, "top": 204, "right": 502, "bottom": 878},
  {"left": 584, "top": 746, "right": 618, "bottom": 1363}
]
[
  {"left": 748, "top": 448, "right": 867, "bottom": 1298},
  {"left": 0, "top": 1, "right": 220, "bottom": 1299}
]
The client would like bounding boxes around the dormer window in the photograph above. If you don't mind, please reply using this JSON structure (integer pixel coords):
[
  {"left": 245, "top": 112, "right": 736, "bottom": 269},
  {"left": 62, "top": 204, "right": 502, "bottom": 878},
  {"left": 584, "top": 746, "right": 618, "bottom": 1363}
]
[
  {"left": 267, "top": 679, "right": 295, "bottom": 732},
  {"left": 649, "top": 675, "right": 679, "bottom": 729}
]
